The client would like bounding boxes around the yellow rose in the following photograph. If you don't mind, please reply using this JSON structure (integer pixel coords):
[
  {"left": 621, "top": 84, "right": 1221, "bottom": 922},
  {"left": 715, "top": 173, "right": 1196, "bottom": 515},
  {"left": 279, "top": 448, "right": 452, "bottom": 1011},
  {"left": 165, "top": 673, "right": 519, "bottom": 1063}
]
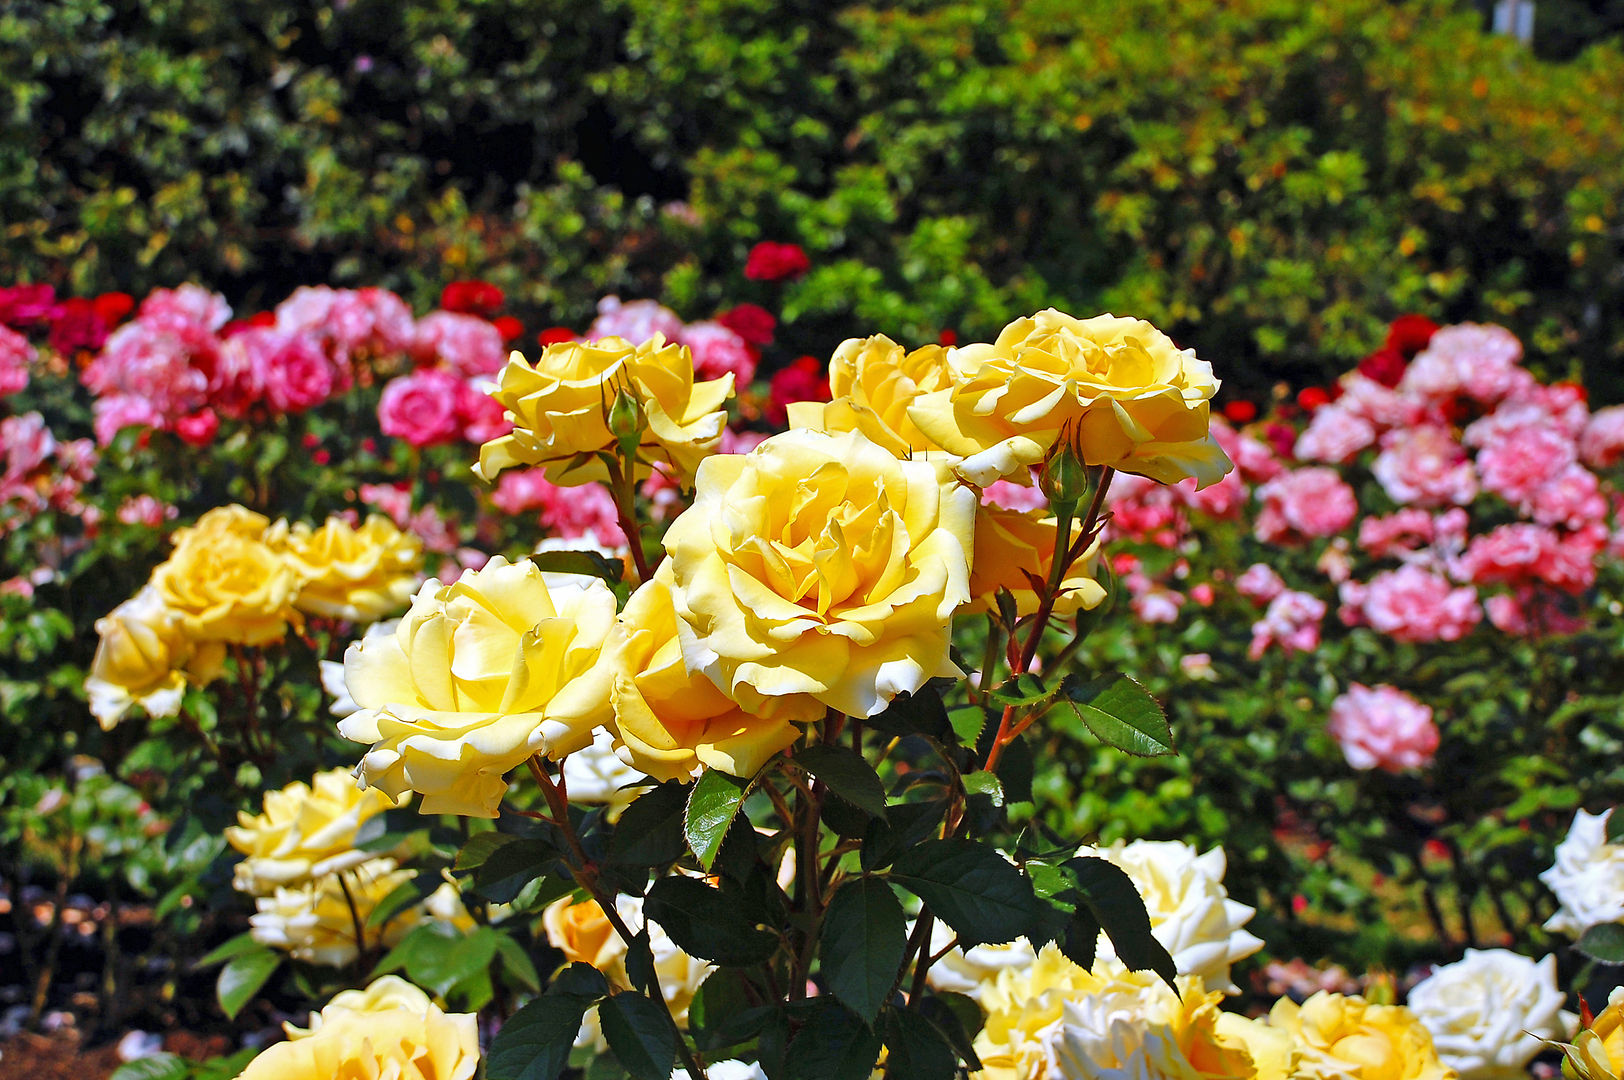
[
  {"left": 969, "top": 504, "right": 1106, "bottom": 618},
  {"left": 152, "top": 506, "right": 299, "bottom": 645},
  {"left": 226, "top": 768, "right": 406, "bottom": 895},
  {"left": 543, "top": 896, "right": 628, "bottom": 975},
  {"left": 283, "top": 975, "right": 433, "bottom": 1039},
  {"left": 662, "top": 428, "right": 976, "bottom": 719},
  {"left": 907, "top": 309, "right": 1231, "bottom": 488},
  {"left": 337, "top": 555, "right": 617, "bottom": 817},
  {"left": 237, "top": 995, "right": 479, "bottom": 1080},
  {"left": 269, "top": 514, "right": 422, "bottom": 622},
  {"left": 1270, "top": 992, "right": 1456, "bottom": 1080},
  {"left": 474, "top": 335, "right": 733, "bottom": 488},
  {"left": 248, "top": 858, "right": 417, "bottom": 967},
  {"left": 85, "top": 585, "right": 219, "bottom": 730},
  {"left": 1559, "top": 988, "right": 1624, "bottom": 1080},
  {"left": 595, "top": 563, "right": 808, "bottom": 782},
  {"left": 786, "top": 334, "right": 955, "bottom": 456}
]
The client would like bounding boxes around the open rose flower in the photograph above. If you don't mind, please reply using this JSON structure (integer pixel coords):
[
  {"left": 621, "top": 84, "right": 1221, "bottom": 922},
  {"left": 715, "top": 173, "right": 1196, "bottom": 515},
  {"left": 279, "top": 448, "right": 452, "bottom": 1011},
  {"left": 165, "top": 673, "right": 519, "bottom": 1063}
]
[
  {"left": 150, "top": 506, "right": 300, "bottom": 645},
  {"left": 907, "top": 309, "right": 1230, "bottom": 488},
  {"left": 969, "top": 504, "right": 1106, "bottom": 618},
  {"left": 337, "top": 556, "right": 616, "bottom": 816},
  {"left": 238, "top": 980, "right": 479, "bottom": 1080},
  {"left": 269, "top": 514, "right": 422, "bottom": 622},
  {"left": 1326, "top": 683, "right": 1439, "bottom": 773},
  {"left": 1267, "top": 992, "right": 1453, "bottom": 1080},
  {"left": 475, "top": 335, "right": 733, "bottom": 487},
  {"left": 1539, "top": 808, "right": 1624, "bottom": 936},
  {"left": 662, "top": 428, "right": 975, "bottom": 719},
  {"left": 1407, "top": 949, "right": 1574, "bottom": 1078},
  {"left": 787, "top": 334, "right": 956, "bottom": 456},
  {"left": 85, "top": 585, "right": 219, "bottom": 730},
  {"left": 226, "top": 769, "right": 406, "bottom": 895}
]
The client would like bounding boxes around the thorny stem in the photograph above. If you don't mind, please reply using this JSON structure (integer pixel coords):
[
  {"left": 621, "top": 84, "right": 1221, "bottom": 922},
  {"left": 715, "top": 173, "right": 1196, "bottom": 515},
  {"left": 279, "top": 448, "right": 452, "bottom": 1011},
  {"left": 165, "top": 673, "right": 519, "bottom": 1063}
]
[{"left": 527, "top": 756, "right": 709, "bottom": 1080}]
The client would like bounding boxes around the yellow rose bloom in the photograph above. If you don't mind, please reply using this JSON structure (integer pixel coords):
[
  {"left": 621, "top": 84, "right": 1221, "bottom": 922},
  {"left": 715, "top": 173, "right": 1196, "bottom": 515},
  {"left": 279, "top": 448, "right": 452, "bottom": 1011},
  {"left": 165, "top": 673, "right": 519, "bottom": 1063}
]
[
  {"left": 969, "top": 504, "right": 1106, "bottom": 619},
  {"left": 662, "top": 428, "right": 976, "bottom": 719},
  {"left": 1559, "top": 988, "right": 1624, "bottom": 1080},
  {"left": 543, "top": 896, "right": 629, "bottom": 975},
  {"left": 283, "top": 975, "right": 434, "bottom": 1039},
  {"left": 594, "top": 563, "right": 809, "bottom": 782},
  {"left": 237, "top": 995, "right": 479, "bottom": 1080},
  {"left": 269, "top": 514, "right": 422, "bottom": 623},
  {"left": 226, "top": 768, "right": 406, "bottom": 895},
  {"left": 85, "top": 585, "right": 217, "bottom": 730},
  {"left": 152, "top": 506, "right": 300, "bottom": 645},
  {"left": 786, "top": 334, "right": 955, "bottom": 456},
  {"left": 474, "top": 335, "right": 733, "bottom": 488},
  {"left": 1269, "top": 992, "right": 1456, "bottom": 1080},
  {"left": 248, "top": 858, "right": 417, "bottom": 967},
  {"left": 337, "top": 555, "right": 617, "bottom": 817},
  {"left": 907, "top": 309, "right": 1231, "bottom": 489}
]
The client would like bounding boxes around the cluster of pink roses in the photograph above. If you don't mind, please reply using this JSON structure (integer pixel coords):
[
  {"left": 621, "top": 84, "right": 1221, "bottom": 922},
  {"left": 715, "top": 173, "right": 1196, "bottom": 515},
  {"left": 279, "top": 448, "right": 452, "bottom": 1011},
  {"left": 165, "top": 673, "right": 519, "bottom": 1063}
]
[{"left": 1, "top": 413, "right": 96, "bottom": 534}]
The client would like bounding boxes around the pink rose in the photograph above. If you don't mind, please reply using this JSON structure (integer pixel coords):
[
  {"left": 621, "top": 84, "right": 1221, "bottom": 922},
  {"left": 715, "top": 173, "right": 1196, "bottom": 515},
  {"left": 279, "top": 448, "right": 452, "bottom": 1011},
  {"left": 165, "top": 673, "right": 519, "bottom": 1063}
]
[
  {"left": 1293, "top": 404, "right": 1376, "bottom": 464},
  {"left": 1211, "top": 418, "right": 1283, "bottom": 481},
  {"left": 92, "top": 396, "right": 166, "bottom": 446},
  {"left": 1177, "top": 469, "right": 1248, "bottom": 519},
  {"left": 359, "top": 482, "right": 414, "bottom": 526},
  {"left": 1248, "top": 589, "right": 1327, "bottom": 660},
  {"left": 1525, "top": 464, "right": 1607, "bottom": 530},
  {"left": 0, "top": 284, "right": 57, "bottom": 327},
  {"left": 116, "top": 494, "right": 177, "bottom": 527},
  {"left": 457, "top": 379, "right": 514, "bottom": 444},
  {"left": 1485, "top": 588, "right": 1586, "bottom": 637},
  {"left": 1236, "top": 563, "right": 1287, "bottom": 605},
  {"left": 412, "top": 310, "right": 507, "bottom": 377},
  {"left": 1475, "top": 424, "right": 1576, "bottom": 506},
  {"left": 1338, "top": 373, "right": 1425, "bottom": 429},
  {"left": 1357, "top": 509, "right": 1435, "bottom": 559},
  {"left": 981, "top": 478, "right": 1048, "bottom": 513},
  {"left": 1327, "top": 683, "right": 1438, "bottom": 772},
  {"left": 1254, "top": 468, "right": 1358, "bottom": 543},
  {"left": 1580, "top": 405, "right": 1624, "bottom": 468},
  {"left": 138, "top": 284, "right": 231, "bottom": 333},
  {"left": 0, "top": 325, "right": 33, "bottom": 397},
  {"left": 1105, "top": 473, "right": 1183, "bottom": 543},
  {"left": 377, "top": 369, "right": 464, "bottom": 447},
  {"left": 587, "top": 296, "right": 684, "bottom": 345},
  {"left": 679, "top": 320, "right": 757, "bottom": 384},
  {"left": 276, "top": 286, "right": 415, "bottom": 363},
  {"left": 175, "top": 409, "right": 220, "bottom": 446},
  {"left": 1370, "top": 426, "right": 1478, "bottom": 507},
  {"left": 1352, "top": 564, "right": 1481, "bottom": 642}
]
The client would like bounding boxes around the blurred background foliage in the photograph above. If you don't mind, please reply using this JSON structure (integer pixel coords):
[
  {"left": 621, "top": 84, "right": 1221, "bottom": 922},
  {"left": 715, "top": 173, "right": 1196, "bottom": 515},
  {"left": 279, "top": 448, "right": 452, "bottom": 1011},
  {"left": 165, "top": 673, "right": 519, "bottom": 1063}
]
[{"left": 3, "top": 0, "right": 1623, "bottom": 397}]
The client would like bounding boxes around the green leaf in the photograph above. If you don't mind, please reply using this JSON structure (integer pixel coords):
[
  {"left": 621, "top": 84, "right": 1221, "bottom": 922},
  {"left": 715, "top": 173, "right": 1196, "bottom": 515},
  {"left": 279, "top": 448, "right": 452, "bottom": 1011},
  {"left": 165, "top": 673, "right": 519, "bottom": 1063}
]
[
  {"left": 552, "top": 962, "right": 613, "bottom": 999},
  {"left": 1065, "top": 857, "right": 1177, "bottom": 988},
  {"left": 796, "top": 745, "right": 888, "bottom": 820},
  {"left": 963, "top": 771, "right": 1003, "bottom": 807},
  {"left": 1577, "top": 922, "right": 1624, "bottom": 965},
  {"left": 217, "top": 947, "right": 280, "bottom": 1020},
  {"left": 599, "top": 992, "right": 679, "bottom": 1080},
  {"left": 867, "top": 684, "right": 951, "bottom": 740},
  {"left": 686, "top": 770, "right": 750, "bottom": 872},
  {"left": 1058, "top": 906, "right": 1102, "bottom": 972},
  {"left": 645, "top": 875, "right": 779, "bottom": 966},
  {"left": 882, "top": 1005, "right": 958, "bottom": 1079},
  {"left": 624, "top": 928, "right": 657, "bottom": 995},
  {"left": 476, "top": 839, "right": 560, "bottom": 904},
  {"left": 194, "top": 931, "right": 263, "bottom": 969},
  {"left": 1607, "top": 811, "right": 1624, "bottom": 845},
  {"left": 784, "top": 999, "right": 885, "bottom": 1080},
  {"left": 365, "top": 874, "right": 436, "bottom": 930},
  {"left": 530, "top": 548, "right": 624, "bottom": 583},
  {"left": 487, "top": 981, "right": 601, "bottom": 1080},
  {"left": 689, "top": 970, "right": 771, "bottom": 1051},
  {"left": 990, "top": 672, "right": 1052, "bottom": 707},
  {"left": 1060, "top": 674, "right": 1174, "bottom": 757},
  {"left": 608, "top": 782, "right": 690, "bottom": 867},
  {"left": 917, "top": 993, "right": 983, "bottom": 1070},
  {"left": 889, "top": 840, "right": 1037, "bottom": 946},
  {"left": 948, "top": 704, "right": 988, "bottom": 746},
  {"left": 411, "top": 924, "right": 501, "bottom": 998},
  {"left": 110, "top": 1055, "right": 189, "bottom": 1080},
  {"left": 820, "top": 877, "right": 906, "bottom": 1023},
  {"left": 862, "top": 799, "right": 948, "bottom": 872},
  {"left": 455, "top": 830, "right": 520, "bottom": 871},
  {"left": 496, "top": 934, "right": 542, "bottom": 992}
]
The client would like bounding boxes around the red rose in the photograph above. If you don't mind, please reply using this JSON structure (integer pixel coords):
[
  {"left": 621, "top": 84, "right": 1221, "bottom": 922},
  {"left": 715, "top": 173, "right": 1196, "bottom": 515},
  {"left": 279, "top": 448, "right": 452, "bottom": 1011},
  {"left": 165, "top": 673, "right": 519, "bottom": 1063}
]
[
  {"left": 175, "top": 409, "right": 220, "bottom": 446},
  {"left": 49, "top": 298, "right": 109, "bottom": 354},
  {"left": 0, "top": 284, "right": 57, "bottom": 327},
  {"left": 743, "top": 242, "right": 810, "bottom": 282},
  {"left": 938, "top": 329, "right": 959, "bottom": 346},
  {"left": 716, "top": 303, "right": 776, "bottom": 346},
  {"left": 537, "top": 326, "right": 578, "bottom": 347},
  {"left": 92, "top": 292, "right": 136, "bottom": 326},
  {"left": 765, "top": 355, "right": 830, "bottom": 426},
  {"left": 1221, "top": 400, "right": 1258, "bottom": 424},
  {"left": 1384, "top": 314, "right": 1439, "bottom": 359},
  {"left": 1356, "top": 346, "right": 1407, "bottom": 388},
  {"left": 1297, "top": 386, "right": 1332, "bottom": 412},
  {"left": 221, "top": 311, "right": 276, "bottom": 339},
  {"left": 492, "top": 315, "right": 524, "bottom": 342},
  {"left": 440, "top": 279, "right": 505, "bottom": 317}
]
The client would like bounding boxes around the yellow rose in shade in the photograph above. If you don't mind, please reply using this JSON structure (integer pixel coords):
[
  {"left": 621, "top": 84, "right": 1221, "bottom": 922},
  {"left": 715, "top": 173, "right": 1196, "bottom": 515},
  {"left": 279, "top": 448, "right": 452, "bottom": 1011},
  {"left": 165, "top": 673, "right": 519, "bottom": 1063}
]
[
  {"left": 594, "top": 563, "right": 810, "bottom": 783},
  {"left": 337, "top": 555, "right": 617, "bottom": 817},
  {"left": 269, "top": 514, "right": 422, "bottom": 623},
  {"left": 152, "top": 507, "right": 299, "bottom": 645},
  {"left": 283, "top": 975, "right": 433, "bottom": 1038},
  {"left": 1269, "top": 992, "right": 1456, "bottom": 1080},
  {"left": 225, "top": 768, "right": 406, "bottom": 895},
  {"left": 969, "top": 504, "right": 1106, "bottom": 618},
  {"left": 85, "top": 585, "right": 221, "bottom": 730},
  {"left": 473, "top": 335, "right": 733, "bottom": 488},
  {"left": 248, "top": 858, "right": 417, "bottom": 967},
  {"left": 661, "top": 428, "right": 976, "bottom": 719},
  {"left": 543, "top": 896, "right": 628, "bottom": 974},
  {"left": 786, "top": 334, "right": 955, "bottom": 456},
  {"left": 237, "top": 994, "right": 479, "bottom": 1080},
  {"left": 907, "top": 309, "right": 1231, "bottom": 488}
]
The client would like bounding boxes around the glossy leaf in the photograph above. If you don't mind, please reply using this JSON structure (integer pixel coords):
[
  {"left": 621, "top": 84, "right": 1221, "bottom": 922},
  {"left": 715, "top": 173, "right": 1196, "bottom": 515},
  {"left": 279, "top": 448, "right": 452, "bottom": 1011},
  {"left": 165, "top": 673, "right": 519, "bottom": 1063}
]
[
  {"left": 599, "top": 992, "right": 678, "bottom": 1080},
  {"left": 820, "top": 877, "right": 906, "bottom": 1023},
  {"left": 645, "top": 875, "right": 778, "bottom": 966},
  {"left": 797, "top": 744, "right": 889, "bottom": 819},
  {"left": 217, "top": 946, "right": 280, "bottom": 1020},
  {"left": 1065, "top": 857, "right": 1177, "bottom": 988},
  {"left": 685, "top": 770, "right": 750, "bottom": 872},
  {"left": 890, "top": 839, "right": 1037, "bottom": 946},
  {"left": 1060, "top": 674, "right": 1174, "bottom": 757}
]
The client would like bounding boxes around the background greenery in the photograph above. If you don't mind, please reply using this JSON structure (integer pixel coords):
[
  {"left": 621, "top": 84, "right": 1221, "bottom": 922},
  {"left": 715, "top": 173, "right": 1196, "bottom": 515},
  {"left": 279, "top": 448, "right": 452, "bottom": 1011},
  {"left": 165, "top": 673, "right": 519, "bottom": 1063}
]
[{"left": 3, "top": 0, "right": 1623, "bottom": 396}]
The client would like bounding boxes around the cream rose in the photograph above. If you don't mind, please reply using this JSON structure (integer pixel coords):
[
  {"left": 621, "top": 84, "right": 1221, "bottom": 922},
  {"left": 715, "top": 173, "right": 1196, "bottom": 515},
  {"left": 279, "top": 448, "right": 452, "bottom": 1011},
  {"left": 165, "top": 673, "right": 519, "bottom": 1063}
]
[
  {"left": 1406, "top": 949, "right": 1575, "bottom": 1078},
  {"left": 269, "top": 513, "right": 422, "bottom": 622},
  {"left": 970, "top": 504, "right": 1106, "bottom": 618},
  {"left": 593, "top": 563, "right": 810, "bottom": 782},
  {"left": 248, "top": 858, "right": 416, "bottom": 967},
  {"left": 225, "top": 768, "right": 406, "bottom": 895},
  {"left": 1074, "top": 839, "right": 1264, "bottom": 993},
  {"left": 786, "top": 334, "right": 955, "bottom": 456},
  {"left": 1268, "top": 992, "right": 1456, "bottom": 1080},
  {"left": 85, "top": 585, "right": 219, "bottom": 730},
  {"left": 662, "top": 428, "right": 976, "bottom": 719},
  {"left": 1540, "top": 808, "right": 1624, "bottom": 936},
  {"left": 283, "top": 975, "right": 433, "bottom": 1038},
  {"left": 237, "top": 993, "right": 479, "bottom": 1080},
  {"left": 474, "top": 335, "right": 733, "bottom": 487},
  {"left": 907, "top": 309, "right": 1231, "bottom": 488},
  {"left": 337, "top": 556, "right": 617, "bottom": 817},
  {"left": 152, "top": 505, "right": 300, "bottom": 645}
]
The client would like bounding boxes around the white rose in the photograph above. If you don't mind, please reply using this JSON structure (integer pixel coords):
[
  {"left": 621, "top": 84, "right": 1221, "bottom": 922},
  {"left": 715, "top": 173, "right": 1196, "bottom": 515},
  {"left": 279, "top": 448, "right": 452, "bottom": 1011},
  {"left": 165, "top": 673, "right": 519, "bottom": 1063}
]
[
  {"left": 1407, "top": 949, "right": 1576, "bottom": 1079},
  {"left": 1074, "top": 839, "right": 1263, "bottom": 992},
  {"left": 1540, "top": 808, "right": 1624, "bottom": 936},
  {"left": 672, "top": 1062, "right": 767, "bottom": 1080},
  {"left": 562, "top": 728, "right": 648, "bottom": 819},
  {"left": 924, "top": 921, "right": 1038, "bottom": 1000}
]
